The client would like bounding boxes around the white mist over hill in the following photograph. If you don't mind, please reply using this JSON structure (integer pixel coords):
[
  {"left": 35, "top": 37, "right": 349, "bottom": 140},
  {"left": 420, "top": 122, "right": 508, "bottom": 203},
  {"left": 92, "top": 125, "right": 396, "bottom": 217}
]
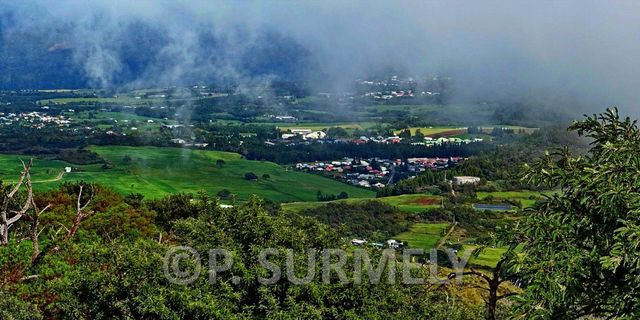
[{"left": 1, "top": 1, "right": 639, "bottom": 115}]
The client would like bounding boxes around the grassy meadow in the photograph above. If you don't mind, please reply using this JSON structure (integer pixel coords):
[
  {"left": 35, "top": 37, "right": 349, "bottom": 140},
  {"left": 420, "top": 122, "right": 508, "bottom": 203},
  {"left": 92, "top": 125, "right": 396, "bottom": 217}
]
[
  {"left": 0, "top": 146, "right": 374, "bottom": 202},
  {"left": 476, "top": 190, "right": 551, "bottom": 208},
  {"left": 392, "top": 222, "right": 510, "bottom": 269},
  {"left": 395, "top": 223, "right": 450, "bottom": 250},
  {"left": 282, "top": 193, "right": 443, "bottom": 214}
]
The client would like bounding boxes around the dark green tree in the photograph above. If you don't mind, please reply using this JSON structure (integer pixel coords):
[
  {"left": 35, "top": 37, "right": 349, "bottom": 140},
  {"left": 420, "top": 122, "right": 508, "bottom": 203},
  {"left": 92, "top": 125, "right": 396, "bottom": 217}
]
[
  {"left": 244, "top": 172, "right": 258, "bottom": 181},
  {"left": 216, "top": 189, "right": 232, "bottom": 199},
  {"left": 516, "top": 108, "right": 640, "bottom": 318},
  {"left": 413, "top": 129, "right": 425, "bottom": 142},
  {"left": 398, "top": 129, "right": 412, "bottom": 139}
]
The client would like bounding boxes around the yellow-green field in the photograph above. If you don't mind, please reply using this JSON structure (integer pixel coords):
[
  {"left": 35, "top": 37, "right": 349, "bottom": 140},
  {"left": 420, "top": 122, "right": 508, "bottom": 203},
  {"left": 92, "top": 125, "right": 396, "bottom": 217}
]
[
  {"left": 393, "top": 125, "right": 537, "bottom": 137},
  {"left": 393, "top": 127, "right": 467, "bottom": 136},
  {"left": 460, "top": 246, "right": 508, "bottom": 269},
  {"left": 395, "top": 223, "right": 450, "bottom": 250}
]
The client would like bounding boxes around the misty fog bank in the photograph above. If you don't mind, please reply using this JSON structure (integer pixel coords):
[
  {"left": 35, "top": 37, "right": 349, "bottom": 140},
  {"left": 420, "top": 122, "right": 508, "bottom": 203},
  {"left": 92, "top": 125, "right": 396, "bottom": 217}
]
[{"left": 1, "top": 1, "right": 640, "bottom": 116}]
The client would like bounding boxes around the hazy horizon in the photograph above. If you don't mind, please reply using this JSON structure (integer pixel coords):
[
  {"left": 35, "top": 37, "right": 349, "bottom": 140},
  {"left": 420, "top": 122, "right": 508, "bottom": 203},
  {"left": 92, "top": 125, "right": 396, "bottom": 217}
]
[{"left": 1, "top": 1, "right": 640, "bottom": 115}]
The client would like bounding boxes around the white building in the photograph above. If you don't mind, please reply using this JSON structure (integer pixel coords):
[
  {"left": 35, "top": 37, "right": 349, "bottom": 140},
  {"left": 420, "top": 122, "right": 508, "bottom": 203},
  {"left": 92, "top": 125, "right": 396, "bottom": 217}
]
[
  {"left": 303, "top": 131, "right": 326, "bottom": 140},
  {"left": 453, "top": 176, "right": 481, "bottom": 185},
  {"left": 387, "top": 239, "right": 401, "bottom": 249}
]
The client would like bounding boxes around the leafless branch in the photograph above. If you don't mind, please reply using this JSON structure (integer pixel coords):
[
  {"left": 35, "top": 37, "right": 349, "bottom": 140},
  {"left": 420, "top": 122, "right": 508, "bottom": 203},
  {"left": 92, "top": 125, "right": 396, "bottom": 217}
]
[
  {"left": 1, "top": 159, "right": 33, "bottom": 245},
  {"left": 46, "top": 184, "right": 95, "bottom": 257}
]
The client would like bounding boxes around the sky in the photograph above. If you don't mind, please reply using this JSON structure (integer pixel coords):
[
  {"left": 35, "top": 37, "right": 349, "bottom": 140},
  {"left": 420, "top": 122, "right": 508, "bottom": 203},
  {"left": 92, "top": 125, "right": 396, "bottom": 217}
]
[{"left": 1, "top": 0, "right": 640, "bottom": 114}]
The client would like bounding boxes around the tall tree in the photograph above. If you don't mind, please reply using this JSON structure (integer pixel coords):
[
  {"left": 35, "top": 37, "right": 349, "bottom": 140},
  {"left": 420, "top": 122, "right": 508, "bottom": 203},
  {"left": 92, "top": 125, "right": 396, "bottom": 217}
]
[{"left": 516, "top": 108, "right": 640, "bottom": 318}]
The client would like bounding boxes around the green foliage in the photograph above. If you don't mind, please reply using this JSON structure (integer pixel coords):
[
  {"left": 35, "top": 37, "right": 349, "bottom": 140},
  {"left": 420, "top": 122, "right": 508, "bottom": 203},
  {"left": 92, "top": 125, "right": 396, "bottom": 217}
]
[
  {"left": 2, "top": 193, "right": 482, "bottom": 319},
  {"left": 216, "top": 189, "right": 232, "bottom": 200},
  {"left": 325, "top": 126, "right": 349, "bottom": 138},
  {"left": 398, "top": 129, "right": 412, "bottom": 139},
  {"left": 315, "top": 190, "right": 348, "bottom": 202},
  {"left": 377, "top": 170, "right": 448, "bottom": 197},
  {"left": 244, "top": 172, "right": 258, "bottom": 181},
  {"left": 123, "top": 192, "right": 144, "bottom": 208},
  {"left": 300, "top": 200, "right": 410, "bottom": 238},
  {"left": 516, "top": 108, "right": 640, "bottom": 318},
  {"left": 145, "top": 193, "right": 200, "bottom": 230},
  {"left": 0, "top": 290, "right": 42, "bottom": 320}
]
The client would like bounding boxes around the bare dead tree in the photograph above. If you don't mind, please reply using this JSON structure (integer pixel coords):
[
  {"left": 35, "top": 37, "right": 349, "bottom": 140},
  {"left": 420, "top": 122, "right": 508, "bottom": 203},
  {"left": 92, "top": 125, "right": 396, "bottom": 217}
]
[
  {"left": 1, "top": 160, "right": 95, "bottom": 285},
  {"left": 67, "top": 184, "right": 94, "bottom": 241},
  {"left": 0, "top": 160, "right": 33, "bottom": 245},
  {"left": 48, "top": 184, "right": 95, "bottom": 256},
  {"left": 448, "top": 255, "right": 519, "bottom": 320},
  {"left": 24, "top": 174, "right": 51, "bottom": 263}
]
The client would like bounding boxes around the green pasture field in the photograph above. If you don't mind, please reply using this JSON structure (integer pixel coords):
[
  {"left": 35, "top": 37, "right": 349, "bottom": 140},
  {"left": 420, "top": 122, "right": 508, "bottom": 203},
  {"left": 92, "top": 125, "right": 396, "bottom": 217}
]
[
  {"left": 0, "top": 155, "right": 71, "bottom": 183},
  {"left": 460, "top": 245, "right": 508, "bottom": 269},
  {"left": 390, "top": 222, "right": 513, "bottom": 269},
  {"left": 0, "top": 146, "right": 374, "bottom": 202},
  {"left": 281, "top": 194, "right": 443, "bottom": 214},
  {"left": 476, "top": 190, "right": 551, "bottom": 208},
  {"left": 395, "top": 223, "right": 450, "bottom": 250}
]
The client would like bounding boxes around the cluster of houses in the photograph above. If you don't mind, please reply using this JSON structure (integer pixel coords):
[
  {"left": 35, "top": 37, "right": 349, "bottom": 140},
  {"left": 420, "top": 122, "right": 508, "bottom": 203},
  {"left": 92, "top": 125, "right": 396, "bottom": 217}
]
[
  {"left": 354, "top": 135, "right": 482, "bottom": 145},
  {"left": 407, "top": 157, "right": 464, "bottom": 170},
  {"left": 272, "top": 129, "right": 483, "bottom": 147},
  {"left": 170, "top": 139, "right": 209, "bottom": 148},
  {"left": 364, "top": 90, "right": 440, "bottom": 100},
  {"left": 295, "top": 156, "right": 464, "bottom": 189},
  {"left": 296, "top": 158, "right": 391, "bottom": 188},
  {"left": 358, "top": 75, "right": 445, "bottom": 100},
  {"left": 364, "top": 90, "right": 415, "bottom": 100},
  {"left": 0, "top": 111, "right": 71, "bottom": 128},
  {"left": 414, "top": 136, "right": 483, "bottom": 146},
  {"left": 353, "top": 136, "right": 402, "bottom": 144},
  {"left": 266, "top": 114, "right": 298, "bottom": 122},
  {"left": 280, "top": 128, "right": 327, "bottom": 140},
  {"left": 351, "top": 238, "right": 405, "bottom": 249}
]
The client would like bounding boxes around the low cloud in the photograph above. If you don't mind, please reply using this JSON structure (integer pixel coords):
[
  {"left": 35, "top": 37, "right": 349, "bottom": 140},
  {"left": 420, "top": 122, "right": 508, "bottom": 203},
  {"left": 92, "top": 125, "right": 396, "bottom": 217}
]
[{"left": 1, "top": 1, "right": 639, "bottom": 115}]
